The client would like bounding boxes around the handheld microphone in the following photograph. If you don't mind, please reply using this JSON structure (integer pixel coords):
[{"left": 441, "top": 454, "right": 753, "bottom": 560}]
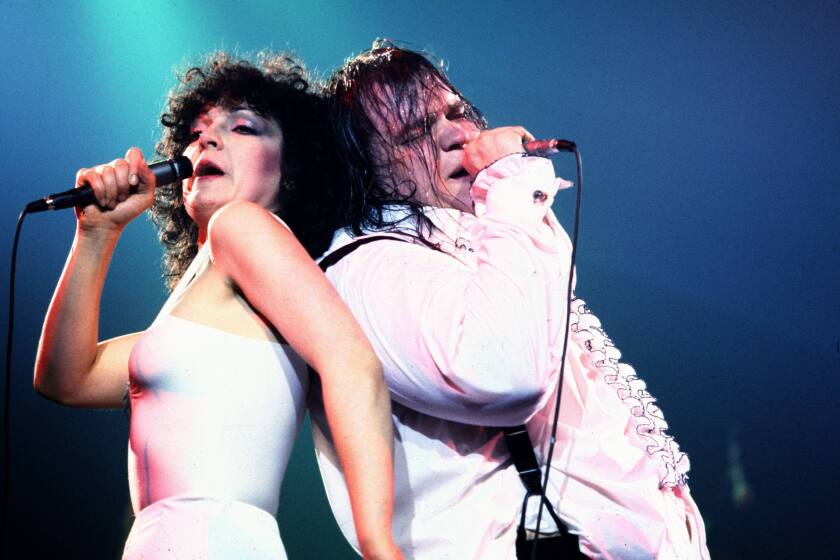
[
  {"left": 523, "top": 138, "right": 576, "bottom": 156},
  {"left": 25, "top": 156, "right": 194, "bottom": 213}
]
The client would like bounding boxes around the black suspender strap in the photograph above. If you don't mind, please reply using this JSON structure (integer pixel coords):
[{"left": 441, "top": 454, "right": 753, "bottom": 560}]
[
  {"left": 317, "top": 235, "right": 403, "bottom": 272},
  {"left": 503, "top": 425, "right": 544, "bottom": 495},
  {"left": 311, "top": 234, "right": 409, "bottom": 387},
  {"left": 503, "top": 425, "right": 568, "bottom": 534},
  {"left": 504, "top": 425, "right": 586, "bottom": 558}
]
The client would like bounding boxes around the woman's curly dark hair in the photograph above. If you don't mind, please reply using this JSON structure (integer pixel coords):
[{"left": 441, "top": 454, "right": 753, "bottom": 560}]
[
  {"left": 327, "top": 40, "right": 486, "bottom": 244},
  {"left": 153, "top": 51, "right": 342, "bottom": 290}
]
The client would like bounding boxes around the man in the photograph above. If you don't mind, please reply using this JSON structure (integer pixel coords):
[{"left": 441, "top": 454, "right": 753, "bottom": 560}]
[{"left": 310, "top": 42, "right": 709, "bottom": 559}]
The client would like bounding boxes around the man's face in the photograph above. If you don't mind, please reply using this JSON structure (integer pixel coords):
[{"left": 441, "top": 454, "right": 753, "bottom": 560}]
[{"left": 366, "top": 80, "right": 480, "bottom": 213}]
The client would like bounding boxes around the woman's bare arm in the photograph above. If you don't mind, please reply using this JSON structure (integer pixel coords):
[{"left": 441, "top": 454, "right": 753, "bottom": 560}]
[
  {"left": 209, "top": 200, "right": 401, "bottom": 559},
  {"left": 34, "top": 148, "right": 155, "bottom": 408}
]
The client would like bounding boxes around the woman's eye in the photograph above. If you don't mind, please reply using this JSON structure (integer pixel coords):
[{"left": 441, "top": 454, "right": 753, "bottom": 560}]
[
  {"left": 188, "top": 129, "right": 202, "bottom": 142},
  {"left": 233, "top": 124, "right": 257, "bottom": 135}
]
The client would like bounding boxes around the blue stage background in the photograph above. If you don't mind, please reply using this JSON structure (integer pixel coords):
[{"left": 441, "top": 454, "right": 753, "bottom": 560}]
[{"left": 2, "top": 1, "right": 838, "bottom": 558}]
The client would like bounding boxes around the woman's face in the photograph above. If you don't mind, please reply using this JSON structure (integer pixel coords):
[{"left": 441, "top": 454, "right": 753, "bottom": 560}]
[{"left": 181, "top": 104, "right": 284, "bottom": 227}]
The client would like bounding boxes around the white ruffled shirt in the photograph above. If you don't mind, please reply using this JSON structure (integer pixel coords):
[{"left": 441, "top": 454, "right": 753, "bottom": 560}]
[{"left": 310, "top": 154, "right": 710, "bottom": 559}]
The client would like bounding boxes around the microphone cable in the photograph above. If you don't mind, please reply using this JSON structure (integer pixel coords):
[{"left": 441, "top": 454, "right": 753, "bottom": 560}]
[
  {"left": 529, "top": 145, "right": 583, "bottom": 560},
  {"left": 2, "top": 207, "right": 31, "bottom": 553},
  {"left": 0, "top": 156, "right": 191, "bottom": 554}
]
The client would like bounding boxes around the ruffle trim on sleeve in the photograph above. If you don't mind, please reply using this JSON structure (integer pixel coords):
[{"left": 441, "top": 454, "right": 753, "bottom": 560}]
[
  {"left": 471, "top": 155, "right": 566, "bottom": 223},
  {"left": 568, "top": 298, "right": 690, "bottom": 488}
]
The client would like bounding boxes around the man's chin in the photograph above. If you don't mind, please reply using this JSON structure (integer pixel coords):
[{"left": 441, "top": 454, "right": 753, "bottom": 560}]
[{"left": 442, "top": 179, "right": 473, "bottom": 211}]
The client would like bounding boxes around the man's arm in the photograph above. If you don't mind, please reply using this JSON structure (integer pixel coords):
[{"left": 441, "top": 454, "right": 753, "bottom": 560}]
[{"left": 329, "top": 155, "right": 573, "bottom": 427}]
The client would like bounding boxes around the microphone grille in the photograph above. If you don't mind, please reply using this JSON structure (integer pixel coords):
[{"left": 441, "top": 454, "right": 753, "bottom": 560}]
[{"left": 172, "top": 156, "right": 194, "bottom": 181}]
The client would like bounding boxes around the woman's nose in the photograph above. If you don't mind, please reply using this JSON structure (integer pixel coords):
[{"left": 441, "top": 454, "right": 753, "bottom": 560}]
[{"left": 199, "top": 124, "right": 223, "bottom": 150}]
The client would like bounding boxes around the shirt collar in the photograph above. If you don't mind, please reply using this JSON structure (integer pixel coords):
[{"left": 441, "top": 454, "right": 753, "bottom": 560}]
[{"left": 326, "top": 204, "right": 477, "bottom": 259}]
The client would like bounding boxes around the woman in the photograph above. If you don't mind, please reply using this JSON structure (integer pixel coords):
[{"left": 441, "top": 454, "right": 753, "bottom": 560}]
[{"left": 33, "top": 52, "right": 401, "bottom": 559}]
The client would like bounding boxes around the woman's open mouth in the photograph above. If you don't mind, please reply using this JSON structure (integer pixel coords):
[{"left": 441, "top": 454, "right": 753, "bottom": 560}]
[{"left": 194, "top": 160, "right": 225, "bottom": 178}]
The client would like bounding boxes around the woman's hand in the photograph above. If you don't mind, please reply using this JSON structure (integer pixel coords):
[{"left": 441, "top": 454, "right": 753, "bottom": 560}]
[
  {"left": 74, "top": 147, "right": 157, "bottom": 234},
  {"left": 462, "top": 125, "right": 535, "bottom": 177},
  {"left": 34, "top": 146, "right": 156, "bottom": 408}
]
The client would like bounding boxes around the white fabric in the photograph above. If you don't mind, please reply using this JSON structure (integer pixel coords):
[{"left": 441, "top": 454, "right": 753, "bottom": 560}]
[
  {"left": 126, "top": 243, "right": 308, "bottom": 557},
  {"left": 122, "top": 495, "right": 286, "bottom": 560},
  {"left": 311, "top": 154, "right": 709, "bottom": 559}
]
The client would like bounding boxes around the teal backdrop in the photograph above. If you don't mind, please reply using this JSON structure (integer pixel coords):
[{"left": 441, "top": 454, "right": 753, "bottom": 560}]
[{"left": 1, "top": 1, "right": 838, "bottom": 558}]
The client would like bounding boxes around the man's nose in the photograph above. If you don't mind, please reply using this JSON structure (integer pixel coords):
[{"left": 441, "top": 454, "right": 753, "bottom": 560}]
[{"left": 438, "top": 118, "right": 477, "bottom": 151}]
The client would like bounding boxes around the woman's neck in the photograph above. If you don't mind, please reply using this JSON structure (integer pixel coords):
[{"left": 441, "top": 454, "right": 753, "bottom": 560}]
[{"left": 196, "top": 223, "right": 208, "bottom": 249}]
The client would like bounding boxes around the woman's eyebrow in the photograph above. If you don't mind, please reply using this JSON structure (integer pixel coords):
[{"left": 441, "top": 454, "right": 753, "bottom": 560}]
[{"left": 229, "top": 106, "right": 261, "bottom": 119}]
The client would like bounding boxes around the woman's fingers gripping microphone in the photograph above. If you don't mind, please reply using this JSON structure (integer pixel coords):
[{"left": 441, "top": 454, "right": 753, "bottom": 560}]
[
  {"left": 73, "top": 148, "right": 155, "bottom": 228},
  {"left": 75, "top": 166, "right": 106, "bottom": 209},
  {"left": 76, "top": 160, "right": 128, "bottom": 209},
  {"left": 98, "top": 162, "right": 119, "bottom": 209},
  {"left": 125, "top": 147, "right": 156, "bottom": 194}
]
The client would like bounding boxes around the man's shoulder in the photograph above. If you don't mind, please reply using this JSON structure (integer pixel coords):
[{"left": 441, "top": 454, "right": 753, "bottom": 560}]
[{"left": 318, "top": 229, "right": 415, "bottom": 271}]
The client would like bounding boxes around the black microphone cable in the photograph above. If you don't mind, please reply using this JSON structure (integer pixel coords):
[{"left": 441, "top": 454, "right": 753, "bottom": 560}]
[
  {"left": 0, "top": 155, "right": 192, "bottom": 553},
  {"left": 2, "top": 207, "right": 30, "bottom": 553},
  {"left": 528, "top": 145, "right": 583, "bottom": 560}
]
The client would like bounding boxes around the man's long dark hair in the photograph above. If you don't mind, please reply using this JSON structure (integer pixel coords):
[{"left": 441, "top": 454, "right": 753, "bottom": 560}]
[{"left": 327, "top": 40, "right": 486, "bottom": 243}]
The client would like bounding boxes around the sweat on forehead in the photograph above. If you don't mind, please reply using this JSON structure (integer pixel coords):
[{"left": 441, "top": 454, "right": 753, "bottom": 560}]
[{"left": 363, "top": 76, "right": 453, "bottom": 135}]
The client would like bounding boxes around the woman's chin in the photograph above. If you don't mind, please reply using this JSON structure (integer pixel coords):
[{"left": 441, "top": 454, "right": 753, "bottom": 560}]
[{"left": 184, "top": 193, "right": 229, "bottom": 226}]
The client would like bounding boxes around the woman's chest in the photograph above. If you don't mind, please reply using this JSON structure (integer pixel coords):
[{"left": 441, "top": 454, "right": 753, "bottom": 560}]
[{"left": 166, "top": 263, "right": 285, "bottom": 345}]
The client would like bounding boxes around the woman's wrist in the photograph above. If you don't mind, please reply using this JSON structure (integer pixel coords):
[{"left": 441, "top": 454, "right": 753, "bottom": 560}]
[
  {"left": 73, "top": 225, "right": 122, "bottom": 259},
  {"left": 359, "top": 538, "right": 403, "bottom": 560}
]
